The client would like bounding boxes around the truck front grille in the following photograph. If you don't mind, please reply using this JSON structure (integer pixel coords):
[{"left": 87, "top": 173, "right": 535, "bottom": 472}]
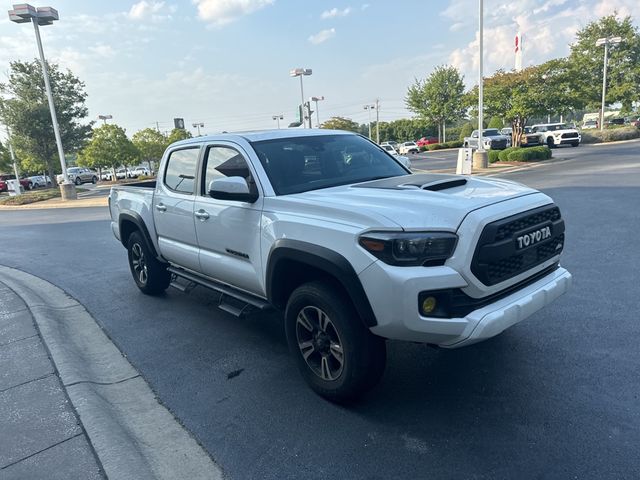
[
  {"left": 561, "top": 132, "right": 579, "bottom": 139},
  {"left": 471, "top": 205, "right": 565, "bottom": 286}
]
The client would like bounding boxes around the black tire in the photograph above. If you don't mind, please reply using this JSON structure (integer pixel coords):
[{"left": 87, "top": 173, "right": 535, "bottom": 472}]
[
  {"left": 74, "top": 177, "right": 81, "bottom": 185},
  {"left": 285, "top": 281, "right": 386, "bottom": 403},
  {"left": 571, "top": 141, "right": 579, "bottom": 147},
  {"left": 92, "top": 176, "right": 97, "bottom": 184},
  {"left": 126, "top": 231, "right": 171, "bottom": 295},
  {"left": 546, "top": 137, "right": 555, "bottom": 148}
]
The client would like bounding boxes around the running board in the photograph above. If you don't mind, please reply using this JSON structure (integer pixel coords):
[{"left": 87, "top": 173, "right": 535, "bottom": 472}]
[{"left": 167, "top": 266, "right": 272, "bottom": 315}]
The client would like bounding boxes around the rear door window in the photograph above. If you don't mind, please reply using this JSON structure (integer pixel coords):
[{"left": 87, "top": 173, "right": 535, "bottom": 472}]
[{"left": 164, "top": 147, "right": 200, "bottom": 194}]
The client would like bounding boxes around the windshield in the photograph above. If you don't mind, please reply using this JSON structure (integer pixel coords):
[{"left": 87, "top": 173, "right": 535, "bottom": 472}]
[
  {"left": 251, "top": 134, "right": 408, "bottom": 195},
  {"left": 483, "top": 129, "right": 500, "bottom": 136}
]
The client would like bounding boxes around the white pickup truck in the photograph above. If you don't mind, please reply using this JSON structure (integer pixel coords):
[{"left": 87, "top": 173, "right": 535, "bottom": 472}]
[{"left": 109, "top": 129, "right": 571, "bottom": 402}]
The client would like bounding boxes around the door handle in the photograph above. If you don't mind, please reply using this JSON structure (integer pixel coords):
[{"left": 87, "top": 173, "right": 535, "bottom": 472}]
[
  {"left": 155, "top": 203, "right": 167, "bottom": 212},
  {"left": 194, "top": 209, "right": 210, "bottom": 220}
]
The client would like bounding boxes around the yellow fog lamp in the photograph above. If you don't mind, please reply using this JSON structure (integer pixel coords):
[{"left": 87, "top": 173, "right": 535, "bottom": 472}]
[{"left": 421, "top": 296, "right": 437, "bottom": 315}]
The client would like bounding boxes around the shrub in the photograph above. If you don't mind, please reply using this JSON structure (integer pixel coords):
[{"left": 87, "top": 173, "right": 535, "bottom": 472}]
[
  {"left": 503, "top": 146, "right": 552, "bottom": 162},
  {"left": 419, "top": 145, "right": 427, "bottom": 152},
  {"left": 498, "top": 146, "right": 518, "bottom": 162},
  {"left": 488, "top": 150, "right": 501, "bottom": 163},
  {"left": 580, "top": 126, "right": 640, "bottom": 144},
  {"left": 443, "top": 140, "right": 463, "bottom": 148}
]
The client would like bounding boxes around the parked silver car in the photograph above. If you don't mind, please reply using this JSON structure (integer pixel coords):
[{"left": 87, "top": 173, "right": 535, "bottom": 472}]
[{"left": 56, "top": 167, "right": 98, "bottom": 185}]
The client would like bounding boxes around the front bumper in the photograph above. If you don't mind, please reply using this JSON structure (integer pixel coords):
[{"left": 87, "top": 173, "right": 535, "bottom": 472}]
[{"left": 362, "top": 263, "right": 572, "bottom": 347}]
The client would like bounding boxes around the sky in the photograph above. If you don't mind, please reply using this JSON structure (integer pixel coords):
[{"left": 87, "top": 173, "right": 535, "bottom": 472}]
[{"left": 0, "top": 0, "right": 639, "bottom": 139}]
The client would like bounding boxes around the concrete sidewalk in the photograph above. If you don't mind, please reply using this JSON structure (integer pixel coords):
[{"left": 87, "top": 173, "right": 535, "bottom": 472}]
[
  {"left": 0, "top": 267, "right": 222, "bottom": 480},
  {"left": 0, "top": 281, "right": 104, "bottom": 479}
]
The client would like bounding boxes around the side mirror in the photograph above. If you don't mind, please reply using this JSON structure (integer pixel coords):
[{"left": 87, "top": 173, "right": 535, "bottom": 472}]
[{"left": 208, "top": 177, "right": 258, "bottom": 203}]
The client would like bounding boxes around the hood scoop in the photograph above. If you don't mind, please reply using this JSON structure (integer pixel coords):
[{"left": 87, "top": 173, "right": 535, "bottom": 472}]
[{"left": 353, "top": 173, "right": 467, "bottom": 192}]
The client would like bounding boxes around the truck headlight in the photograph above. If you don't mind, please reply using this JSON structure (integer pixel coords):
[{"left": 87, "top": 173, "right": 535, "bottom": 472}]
[{"left": 358, "top": 231, "right": 457, "bottom": 266}]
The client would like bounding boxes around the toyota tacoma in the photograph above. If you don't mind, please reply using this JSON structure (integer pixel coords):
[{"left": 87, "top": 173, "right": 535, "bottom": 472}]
[{"left": 109, "top": 129, "right": 572, "bottom": 402}]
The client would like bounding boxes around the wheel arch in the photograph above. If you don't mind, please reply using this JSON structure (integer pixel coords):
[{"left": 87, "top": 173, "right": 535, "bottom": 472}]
[
  {"left": 118, "top": 212, "right": 160, "bottom": 259},
  {"left": 266, "top": 239, "right": 377, "bottom": 328}
]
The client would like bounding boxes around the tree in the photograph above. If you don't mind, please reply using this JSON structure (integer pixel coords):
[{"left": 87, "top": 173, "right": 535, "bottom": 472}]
[
  {"left": 167, "top": 128, "right": 192, "bottom": 144},
  {"left": 0, "top": 60, "right": 92, "bottom": 185},
  {"left": 568, "top": 14, "right": 640, "bottom": 112},
  {"left": 467, "top": 67, "right": 547, "bottom": 146},
  {"left": 459, "top": 122, "right": 474, "bottom": 140},
  {"left": 132, "top": 128, "right": 167, "bottom": 173},
  {"left": 0, "top": 141, "right": 11, "bottom": 172},
  {"left": 78, "top": 124, "right": 139, "bottom": 181},
  {"left": 487, "top": 116, "right": 504, "bottom": 129},
  {"left": 320, "top": 117, "right": 361, "bottom": 132},
  {"left": 405, "top": 65, "right": 465, "bottom": 142}
]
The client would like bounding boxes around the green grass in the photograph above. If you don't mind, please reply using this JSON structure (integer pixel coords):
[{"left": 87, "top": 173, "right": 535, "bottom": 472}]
[{"left": 0, "top": 187, "right": 88, "bottom": 206}]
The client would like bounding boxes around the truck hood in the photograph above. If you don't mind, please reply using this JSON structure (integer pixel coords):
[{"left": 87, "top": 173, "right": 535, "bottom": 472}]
[{"left": 274, "top": 173, "right": 540, "bottom": 230}]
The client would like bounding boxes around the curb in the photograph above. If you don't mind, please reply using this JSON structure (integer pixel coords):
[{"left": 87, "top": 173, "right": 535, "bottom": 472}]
[
  {"left": 0, "top": 266, "right": 223, "bottom": 480},
  {"left": 588, "top": 138, "right": 640, "bottom": 146},
  {"left": 0, "top": 197, "right": 108, "bottom": 211}
]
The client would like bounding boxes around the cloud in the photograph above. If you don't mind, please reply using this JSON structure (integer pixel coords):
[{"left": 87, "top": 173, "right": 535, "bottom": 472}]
[
  {"left": 128, "top": 1, "right": 166, "bottom": 19},
  {"left": 88, "top": 44, "right": 116, "bottom": 58},
  {"left": 308, "top": 28, "right": 336, "bottom": 45},
  {"left": 320, "top": 7, "right": 352, "bottom": 19},
  {"left": 193, "top": 0, "right": 275, "bottom": 26},
  {"left": 441, "top": 0, "right": 640, "bottom": 86}
]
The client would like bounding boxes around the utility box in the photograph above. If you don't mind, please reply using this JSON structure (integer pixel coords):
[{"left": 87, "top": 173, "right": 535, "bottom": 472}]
[
  {"left": 456, "top": 148, "right": 473, "bottom": 175},
  {"left": 7, "top": 179, "right": 24, "bottom": 196}
]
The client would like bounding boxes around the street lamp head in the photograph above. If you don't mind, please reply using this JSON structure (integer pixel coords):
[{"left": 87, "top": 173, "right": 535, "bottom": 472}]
[
  {"left": 98, "top": 114, "right": 112, "bottom": 120},
  {"left": 596, "top": 36, "right": 623, "bottom": 46},
  {"left": 8, "top": 4, "right": 58, "bottom": 25},
  {"left": 290, "top": 68, "right": 312, "bottom": 77},
  {"left": 311, "top": 96, "right": 325, "bottom": 102}
]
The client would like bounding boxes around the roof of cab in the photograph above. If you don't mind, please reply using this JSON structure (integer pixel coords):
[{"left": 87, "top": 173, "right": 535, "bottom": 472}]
[{"left": 169, "top": 128, "right": 355, "bottom": 148}]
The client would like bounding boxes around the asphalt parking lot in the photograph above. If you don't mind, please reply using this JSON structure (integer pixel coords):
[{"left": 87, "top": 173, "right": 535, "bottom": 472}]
[{"left": 0, "top": 141, "right": 638, "bottom": 479}]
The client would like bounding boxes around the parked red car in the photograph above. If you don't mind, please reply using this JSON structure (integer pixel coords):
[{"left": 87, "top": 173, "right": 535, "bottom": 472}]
[
  {"left": 0, "top": 174, "right": 32, "bottom": 192},
  {"left": 416, "top": 137, "right": 439, "bottom": 147}
]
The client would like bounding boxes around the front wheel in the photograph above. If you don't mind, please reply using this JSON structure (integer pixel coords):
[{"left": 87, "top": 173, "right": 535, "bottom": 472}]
[
  {"left": 74, "top": 177, "right": 81, "bottom": 185},
  {"left": 571, "top": 141, "right": 579, "bottom": 147},
  {"left": 127, "top": 231, "right": 171, "bottom": 295},
  {"left": 285, "top": 281, "right": 386, "bottom": 403},
  {"left": 92, "top": 176, "right": 97, "bottom": 184},
  {"left": 546, "top": 137, "right": 555, "bottom": 148}
]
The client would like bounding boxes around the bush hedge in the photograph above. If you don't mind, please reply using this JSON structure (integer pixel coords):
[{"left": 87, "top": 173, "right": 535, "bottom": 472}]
[
  {"left": 423, "top": 140, "right": 463, "bottom": 151},
  {"left": 488, "top": 150, "right": 501, "bottom": 163},
  {"left": 580, "top": 126, "right": 640, "bottom": 144},
  {"left": 505, "top": 146, "right": 552, "bottom": 162}
]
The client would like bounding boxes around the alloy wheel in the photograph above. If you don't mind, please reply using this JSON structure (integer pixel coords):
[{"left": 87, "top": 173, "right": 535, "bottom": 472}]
[
  {"left": 131, "top": 243, "right": 148, "bottom": 285},
  {"left": 296, "top": 306, "right": 345, "bottom": 381}
]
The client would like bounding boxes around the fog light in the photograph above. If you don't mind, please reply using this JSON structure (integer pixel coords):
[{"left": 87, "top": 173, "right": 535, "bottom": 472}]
[{"left": 421, "top": 296, "right": 437, "bottom": 315}]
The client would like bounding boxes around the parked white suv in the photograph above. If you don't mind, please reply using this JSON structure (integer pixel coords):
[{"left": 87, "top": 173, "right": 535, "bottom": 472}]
[
  {"left": 530, "top": 123, "right": 581, "bottom": 148},
  {"left": 109, "top": 130, "right": 571, "bottom": 402}
]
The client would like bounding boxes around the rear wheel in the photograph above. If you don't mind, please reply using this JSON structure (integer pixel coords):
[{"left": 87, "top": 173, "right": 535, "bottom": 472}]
[
  {"left": 285, "top": 281, "right": 386, "bottom": 403},
  {"left": 126, "top": 231, "right": 170, "bottom": 295}
]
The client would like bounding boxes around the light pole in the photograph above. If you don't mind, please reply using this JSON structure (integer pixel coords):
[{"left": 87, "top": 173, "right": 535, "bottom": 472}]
[
  {"left": 364, "top": 104, "right": 375, "bottom": 140},
  {"left": 310, "top": 96, "right": 324, "bottom": 128},
  {"left": 98, "top": 114, "right": 112, "bottom": 125},
  {"left": 596, "top": 36, "right": 622, "bottom": 131},
  {"left": 473, "top": 0, "right": 488, "bottom": 169},
  {"left": 290, "top": 68, "right": 312, "bottom": 128},
  {"left": 4, "top": 126, "right": 22, "bottom": 196},
  {"left": 192, "top": 122, "right": 204, "bottom": 136},
  {"left": 8, "top": 4, "right": 76, "bottom": 200},
  {"left": 272, "top": 114, "right": 284, "bottom": 129}
]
